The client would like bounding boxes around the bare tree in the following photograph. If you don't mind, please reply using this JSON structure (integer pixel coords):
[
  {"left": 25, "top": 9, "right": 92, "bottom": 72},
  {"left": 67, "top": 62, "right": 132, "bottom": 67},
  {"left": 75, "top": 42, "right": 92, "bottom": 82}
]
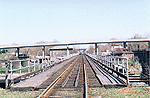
[
  {"left": 130, "top": 34, "right": 147, "bottom": 39},
  {"left": 109, "top": 38, "right": 118, "bottom": 40},
  {"left": 86, "top": 45, "right": 94, "bottom": 54},
  {"left": 98, "top": 44, "right": 111, "bottom": 52},
  {"left": 128, "top": 34, "right": 149, "bottom": 51}
]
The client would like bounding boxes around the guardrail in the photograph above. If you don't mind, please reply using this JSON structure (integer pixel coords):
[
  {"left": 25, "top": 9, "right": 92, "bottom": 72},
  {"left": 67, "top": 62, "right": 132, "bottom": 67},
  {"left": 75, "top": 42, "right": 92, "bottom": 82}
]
[
  {"left": 0, "top": 53, "right": 79, "bottom": 88},
  {"left": 86, "top": 53, "right": 129, "bottom": 85},
  {"left": 9, "top": 59, "right": 48, "bottom": 80},
  {"left": 98, "top": 56, "right": 128, "bottom": 74}
]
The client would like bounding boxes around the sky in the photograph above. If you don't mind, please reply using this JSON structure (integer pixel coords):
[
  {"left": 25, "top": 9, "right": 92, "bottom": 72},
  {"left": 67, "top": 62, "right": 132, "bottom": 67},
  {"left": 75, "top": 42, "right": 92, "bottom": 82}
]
[{"left": 0, "top": 0, "right": 149, "bottom": 45}]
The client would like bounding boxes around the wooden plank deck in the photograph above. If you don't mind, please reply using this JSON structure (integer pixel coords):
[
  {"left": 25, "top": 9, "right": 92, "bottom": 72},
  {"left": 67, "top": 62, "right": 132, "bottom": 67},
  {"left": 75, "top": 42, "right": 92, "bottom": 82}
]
[{"left": 10, "top": 57, "right": 76, "bottom": 90}]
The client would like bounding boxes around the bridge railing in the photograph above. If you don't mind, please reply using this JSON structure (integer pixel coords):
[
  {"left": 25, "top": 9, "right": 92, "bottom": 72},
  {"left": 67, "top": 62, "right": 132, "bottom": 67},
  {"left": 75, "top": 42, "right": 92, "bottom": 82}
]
[
  {"left": 98, "top": 56, "right": 128, "bottom": 74},
  {"left": 86, "top": 53, "right": 129, "bottom": 85},
  {"left": 9, "top": 59, "right": 41, "bottom": 80},
  {"left": 0, "top": 53, "right": 79, "bottom": 88},
  {"left": 9, "top": 53, "right": 78, "bottom": 79},
  {"left": 0, "top": 60, "right": 8, "bottom": 75}
]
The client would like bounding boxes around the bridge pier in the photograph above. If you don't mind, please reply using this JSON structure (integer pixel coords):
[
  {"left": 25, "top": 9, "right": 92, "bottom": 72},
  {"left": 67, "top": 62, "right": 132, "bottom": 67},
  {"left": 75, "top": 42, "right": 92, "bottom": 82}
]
[
  {"left": 67, "top": 46, "right": 69, "bottom": 56},
  {"left": 123, "top": 42, "right": 127, "bottom": 49},
  {"left": 42, "top": 46, "right": 45, "bottom": 58},
  {"left": 95, "top": 43, "right": 98, "bottom": 55},
  {"left": 16, "top": 48, "right": 20, "bottom": 58}
]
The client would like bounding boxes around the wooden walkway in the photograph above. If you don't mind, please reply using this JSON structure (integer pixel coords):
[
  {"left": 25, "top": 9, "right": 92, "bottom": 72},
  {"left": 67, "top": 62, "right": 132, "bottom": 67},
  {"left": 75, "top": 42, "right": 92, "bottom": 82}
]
[{"left": 10, "top": 56, "right": 77, "bottom": 90}]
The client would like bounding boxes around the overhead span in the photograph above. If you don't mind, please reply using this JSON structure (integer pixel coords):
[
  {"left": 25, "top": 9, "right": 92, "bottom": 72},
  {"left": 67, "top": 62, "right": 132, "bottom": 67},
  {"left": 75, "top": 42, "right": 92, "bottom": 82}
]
[{"left": 0, "top": 39, "right": 149, "bottom": 49}]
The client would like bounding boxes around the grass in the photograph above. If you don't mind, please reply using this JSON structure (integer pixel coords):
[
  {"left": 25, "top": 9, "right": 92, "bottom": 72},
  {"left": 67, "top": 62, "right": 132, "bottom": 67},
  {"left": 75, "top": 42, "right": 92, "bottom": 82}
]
[
  {"left": 0, "top": 87, "right": 149, "bottom": 98},
  {"left": 0, "top": 88, "right": 41, "bottom": 98},
  {"left": 128, "top": 62, "right": 135, "bottom": 65},
  {"left": 89, "top": 87, "right": 150, "bottom": 98},
  {"left": 0, "top": 67, "right": 6, "bottom": 74},
  {"left": 54, "top": 90, "right": 83, "bottom": 97}
]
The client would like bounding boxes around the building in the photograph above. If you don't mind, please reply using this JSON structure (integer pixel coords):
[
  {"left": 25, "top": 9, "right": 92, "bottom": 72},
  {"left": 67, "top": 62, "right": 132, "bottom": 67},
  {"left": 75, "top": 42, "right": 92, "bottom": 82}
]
[
  {"left": 101, "top": 50, "right": 112, "bottom": 56},
  {"left": 113, "top": 48, "right": 134, "bottom": 62}
]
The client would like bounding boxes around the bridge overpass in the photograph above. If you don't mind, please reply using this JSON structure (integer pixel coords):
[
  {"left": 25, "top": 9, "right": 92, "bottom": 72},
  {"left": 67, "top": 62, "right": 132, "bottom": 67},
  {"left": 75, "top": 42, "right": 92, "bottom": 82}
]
[{"left": 0, "top": 39, "right": 149, "bottom": 58}]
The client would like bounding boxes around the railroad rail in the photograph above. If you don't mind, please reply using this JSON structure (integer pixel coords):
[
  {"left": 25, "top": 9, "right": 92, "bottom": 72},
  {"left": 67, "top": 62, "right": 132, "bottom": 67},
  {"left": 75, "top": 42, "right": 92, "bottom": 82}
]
[
  {"left": 38, "top": 55, "right": 85, "bottom": 97},
  {"left": 38, "top": 54, "right": 127, "bottom": 97},
  {"left": 85, "top": 54, "right": 127, "bottom": 87}
]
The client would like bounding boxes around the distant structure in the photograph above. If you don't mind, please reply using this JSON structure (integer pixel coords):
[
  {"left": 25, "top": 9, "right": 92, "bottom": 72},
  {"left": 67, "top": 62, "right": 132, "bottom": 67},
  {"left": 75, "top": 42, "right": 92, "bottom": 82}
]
[
  {"left": 111, "top": 44, "right": 134, "bottom": 62},
  {"left": 76, "top": 48, "right": 87, "bottom": 54},
  {"left": 49, "top": 46, "right": 73, "bottom": 57},
  {"left": 100, "top": 50, "right": 112, "bottom": 56}
]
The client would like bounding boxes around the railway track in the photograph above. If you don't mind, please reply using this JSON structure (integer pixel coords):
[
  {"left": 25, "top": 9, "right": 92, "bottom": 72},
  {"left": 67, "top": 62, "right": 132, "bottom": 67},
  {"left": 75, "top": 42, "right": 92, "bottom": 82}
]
[
  {"left": 85, "top": 55, "right": 126, "bottom": 86},
  {"left": 37, "top": 54, "right": 126, "bottom": 98}
]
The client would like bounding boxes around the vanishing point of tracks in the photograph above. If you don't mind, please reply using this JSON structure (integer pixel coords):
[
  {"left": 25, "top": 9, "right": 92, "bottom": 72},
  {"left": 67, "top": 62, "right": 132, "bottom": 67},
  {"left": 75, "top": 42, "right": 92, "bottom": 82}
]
[{"left": 38, "top": 54, "right": 125, "bottom": 98}]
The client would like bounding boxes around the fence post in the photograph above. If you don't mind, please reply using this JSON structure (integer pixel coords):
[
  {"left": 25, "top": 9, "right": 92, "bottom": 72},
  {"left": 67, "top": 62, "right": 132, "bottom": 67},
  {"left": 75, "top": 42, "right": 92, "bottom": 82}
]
[
  {"left": 105, "top": 56, "right": 106, "bottom": 65},
  {"left": 106, "top": 56, "right": 108, "bottom": 66},
  {"left": 38, "top": 59, "right": 40, "bottom": 70},
  {"left": 42, "top": 58, "right": 43, "bottom": 69},
  {"left": 110, "top": 57, "right": 112, "bottom": 68},
  {"left": 109, "top": 57, "right": 110, "bottom": 67},
  {"left": 10, "top": 61, "right": 12, "bottom": 80},
  {"left": 34, "top": 60, "right": 35, "bottom": 71},
  {"left": 42, "top": 58, "right": 44, "bottom": 72},
  {"left": 114, "top": 57, "right": 116, "bottom": 64},
  {"left": 126, "top": 58, "right": 129, "bottom": 85},
  {"left": 5, "top": 61, "right": 8, "bottom": 88},
  {"left": 122, "top": 59, "right": 124, "bottom": 74},
  {"left": 117, "top": 57, "right": 119, "bottom": 72},
  {"left": 50, "top": 57, "right": 52, "bottom": 65},
  {"left": 28, "top": 60, "right": 30, "bottom": 73},
  {"left": 49, "top": 57, "right": 51, "bottom": 65}
]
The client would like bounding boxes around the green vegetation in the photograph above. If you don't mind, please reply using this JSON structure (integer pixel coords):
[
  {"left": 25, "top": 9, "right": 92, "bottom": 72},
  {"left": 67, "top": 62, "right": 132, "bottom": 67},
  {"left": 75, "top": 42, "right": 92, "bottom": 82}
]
[
  {"left": 89, "top": 87, "right": 150, "bottom": 98},
  {"left": 0, "top": 87, "right": 149, "bottom": 98},
  {"left": 21, "top": 61, "right": 28, "bottom": 67},
  {"left": 128, "top": 62, "right": 134, "bottom": 65},
  {"left": 0, "top": 88, "right": 41, "bottom": 98},
  {"left": 12, "top": 67, "right": 42, "bottom": 73},
  {"left": 0, "top": 67, "right": 6, "bottom": 74},
  {"left": 0, "top": 49, "right": 8, "bottom": 54},
  {"left": 0, "top": 67, "right": 42, "bottom": 74}
]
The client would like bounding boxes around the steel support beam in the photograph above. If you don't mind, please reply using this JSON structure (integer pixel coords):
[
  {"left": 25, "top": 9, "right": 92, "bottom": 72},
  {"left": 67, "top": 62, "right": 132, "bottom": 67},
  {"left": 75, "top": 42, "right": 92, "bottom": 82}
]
[
  {"left": 123, "top": 42, "right": 127, "bottom": 48},
  {"left": 42, "top": 46, "right": 45, "bottom": 58},
  {"left": 95, "top": 43, "right": 98, "bottom": 55},
  {"left": 67, "top": 46, "right": 69, "bottom": 56},
  {"left": 16, "top": 48, "right": 20, "bottom": 58}
]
